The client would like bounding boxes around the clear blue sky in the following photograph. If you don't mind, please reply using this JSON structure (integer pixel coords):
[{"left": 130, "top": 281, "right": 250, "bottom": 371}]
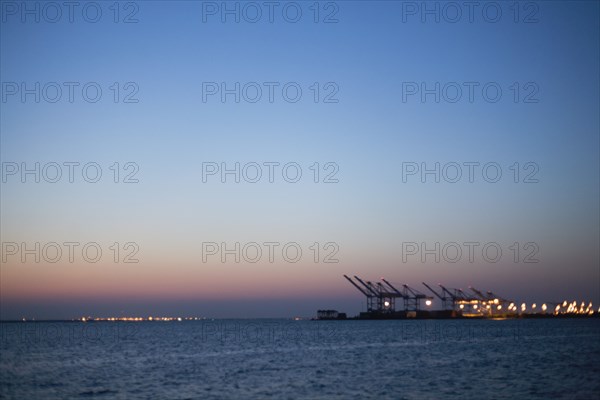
[{"left": 1, "top": 1, "right": 598, "bottom": 319}]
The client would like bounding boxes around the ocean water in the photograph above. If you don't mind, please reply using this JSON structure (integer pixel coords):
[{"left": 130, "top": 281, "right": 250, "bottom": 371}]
[{"left": 1, "top": 319, "right": 599, "bottom": 399}]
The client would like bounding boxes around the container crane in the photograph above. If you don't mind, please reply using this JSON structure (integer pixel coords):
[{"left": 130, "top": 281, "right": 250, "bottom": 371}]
[
  {"left": 422, "top": 282, "right": 450, "bottom": 310},
  {"left": 344, "top": 275, "right": 375, "bottom": 311},
  {"left": 403, "top": 284, "right": 433, "bottom": 311}
]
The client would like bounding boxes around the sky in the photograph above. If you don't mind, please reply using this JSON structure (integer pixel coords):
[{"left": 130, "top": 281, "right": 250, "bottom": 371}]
[{"left": 1, "top": 0, "right": 599, "bottom": 319}]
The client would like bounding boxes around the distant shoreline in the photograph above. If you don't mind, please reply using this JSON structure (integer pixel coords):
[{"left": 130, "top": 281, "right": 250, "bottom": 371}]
[{"left": 2, "top": 314, "right": 599, "bottom": 323}]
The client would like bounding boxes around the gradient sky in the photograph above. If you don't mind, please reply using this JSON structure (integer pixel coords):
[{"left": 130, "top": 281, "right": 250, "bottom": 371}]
[{"left": 1, "top": 1, "right": 599, "bottom": 319}]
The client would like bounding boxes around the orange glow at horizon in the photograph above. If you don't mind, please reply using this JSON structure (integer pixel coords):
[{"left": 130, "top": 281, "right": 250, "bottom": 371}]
[{"left": 0, "top": 261, "right": 353, "bottom": 300}]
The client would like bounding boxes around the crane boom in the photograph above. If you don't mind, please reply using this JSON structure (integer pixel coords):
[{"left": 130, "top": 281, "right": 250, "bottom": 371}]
[
  {"left": 354, "top": 276, "right": 380, "bottom": 296},
  {"left": 381, "top": 278, "right": 405, "bottom": 298},
  {"left": 457, "top": 288, "right": 473, "bottom": 301},
  {"left": 469, "top": 286, "right": 489, "bottom": 301},
  {"left": 403, "top": 284, "right": 430, "bottom": 299},
  {"left": 422, "top": 282, "right": 445, "bottom": 300},
  {"left": 343, "top": 275, "right": 371, "bottom": 297},
  {"left": 439, "top": 284, "right": 457, "bottom": 299}
]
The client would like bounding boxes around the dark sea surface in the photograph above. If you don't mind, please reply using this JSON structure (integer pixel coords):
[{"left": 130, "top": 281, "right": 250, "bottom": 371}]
[{"left": 1, "top": 319, "right": 599, "bottom": 399}]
